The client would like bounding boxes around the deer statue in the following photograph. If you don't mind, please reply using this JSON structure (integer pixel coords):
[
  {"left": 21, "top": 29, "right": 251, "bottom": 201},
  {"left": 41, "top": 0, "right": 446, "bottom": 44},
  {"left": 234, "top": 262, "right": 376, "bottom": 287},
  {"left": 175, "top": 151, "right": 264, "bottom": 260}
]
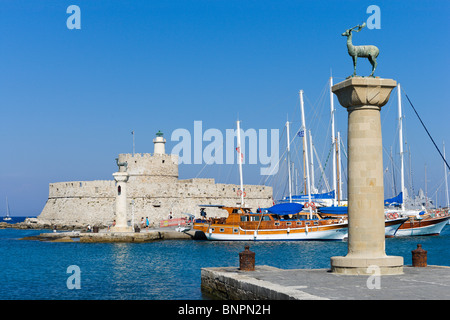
[{"left": 342, "top": 23, "right": 379, "bottom": 77}]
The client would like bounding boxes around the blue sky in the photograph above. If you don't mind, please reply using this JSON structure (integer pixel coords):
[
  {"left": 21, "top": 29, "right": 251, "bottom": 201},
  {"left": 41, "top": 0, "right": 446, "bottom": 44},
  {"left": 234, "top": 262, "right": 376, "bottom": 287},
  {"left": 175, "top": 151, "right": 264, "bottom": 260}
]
[{"left": 0, "top": 0, "right": 449, "bottom": 215}]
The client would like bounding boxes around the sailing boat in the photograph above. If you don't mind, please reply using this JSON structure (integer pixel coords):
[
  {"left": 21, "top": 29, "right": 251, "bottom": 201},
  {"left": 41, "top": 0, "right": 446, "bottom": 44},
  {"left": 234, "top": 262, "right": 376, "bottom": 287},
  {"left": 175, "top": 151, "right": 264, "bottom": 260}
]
[
  {"left": 3, "top": 197, "right": 12, "bottom": 221},
  {"left": 193, "top": 99, "right": 349, "bottom": 241},
  {"left": 283, "top": 78, "right": 406, "bottom": 237},
  {"left": 280, "top": 77, "right": 347, "bottom": 210},
  {"left": 391, "top": 84, "right": 450, "bottom": 236}
]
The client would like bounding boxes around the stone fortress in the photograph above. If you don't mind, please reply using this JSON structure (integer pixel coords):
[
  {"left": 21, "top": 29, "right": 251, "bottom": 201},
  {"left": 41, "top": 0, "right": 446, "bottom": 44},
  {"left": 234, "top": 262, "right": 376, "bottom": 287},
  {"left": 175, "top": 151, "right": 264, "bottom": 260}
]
[{"left": 37, "top": 131, "right": 273, "bottom": 228}]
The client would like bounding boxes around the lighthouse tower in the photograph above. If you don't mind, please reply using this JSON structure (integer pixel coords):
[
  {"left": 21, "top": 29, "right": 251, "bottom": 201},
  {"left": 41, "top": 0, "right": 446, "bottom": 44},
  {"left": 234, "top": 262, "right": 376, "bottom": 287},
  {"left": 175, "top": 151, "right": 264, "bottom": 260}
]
[{"left": 153, "top": 130, "right": 166, "bottom": 155}]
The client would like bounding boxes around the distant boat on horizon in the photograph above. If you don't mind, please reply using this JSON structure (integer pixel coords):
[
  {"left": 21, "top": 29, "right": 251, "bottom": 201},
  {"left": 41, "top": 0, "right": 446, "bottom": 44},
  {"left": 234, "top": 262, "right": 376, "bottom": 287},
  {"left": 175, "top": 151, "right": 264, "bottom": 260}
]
[{"left": 3, "top": 197, "right": 12, "bottom": 221}]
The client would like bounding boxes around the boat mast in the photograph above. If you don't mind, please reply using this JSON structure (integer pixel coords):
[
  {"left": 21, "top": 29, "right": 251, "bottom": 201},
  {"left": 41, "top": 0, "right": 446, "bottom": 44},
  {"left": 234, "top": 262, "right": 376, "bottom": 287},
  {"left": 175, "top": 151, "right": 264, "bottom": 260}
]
[
  {"left": 5, "top": 196, "right": 10, "bottom": 218},
  {"left": 397, "top": 83, "right": 406, "bottom": 211},
  {"left": 330, "top": 77, "right": 337, "bottom": 206},
  {"left": 286, "top": 120, "right": 292, "bottom": 203},
  {"left": 309, "top": 130, "right": 316, "bottom": 193},
  {"left": 444, "top": 141, "right": 450, "bottom": 209},
  {"left": 337, "top": 132, "right": 342, "bottom": 205},
  {"left": 300, "top": 90, "right": 313, "bottom": 218},
  {"left": 236, "top": 120, "right": 245, "bottom": 207}
]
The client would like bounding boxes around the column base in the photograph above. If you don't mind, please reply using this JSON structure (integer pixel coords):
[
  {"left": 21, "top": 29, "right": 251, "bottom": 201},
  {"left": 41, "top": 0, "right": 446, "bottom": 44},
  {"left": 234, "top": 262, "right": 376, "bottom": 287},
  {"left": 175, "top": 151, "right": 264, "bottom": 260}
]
[
  {"left": 110, "top": 226, "right": 134, "bottom": 233},
  {"left": 330, "top": 255, "right": 404, "bottom": 275}
]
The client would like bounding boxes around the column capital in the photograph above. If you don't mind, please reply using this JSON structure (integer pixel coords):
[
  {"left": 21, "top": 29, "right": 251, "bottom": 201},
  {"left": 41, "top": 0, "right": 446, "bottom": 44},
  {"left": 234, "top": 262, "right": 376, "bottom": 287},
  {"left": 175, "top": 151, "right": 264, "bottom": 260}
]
[
  {"left": 113, "top": 172, "right": 129, "bottom": 183},
  {"left": 332, "top": 77, "right": 397, "bottom": 109}
]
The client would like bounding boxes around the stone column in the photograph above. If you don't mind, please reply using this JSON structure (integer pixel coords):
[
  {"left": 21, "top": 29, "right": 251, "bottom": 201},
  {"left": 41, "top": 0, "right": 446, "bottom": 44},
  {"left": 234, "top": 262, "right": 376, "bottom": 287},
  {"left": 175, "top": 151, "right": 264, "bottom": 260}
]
[
  {"left": 111, "top": 172, "right": 132, "bottom": 232},
  {"left": 330, "top": 77, "right": 403, "bottom": 275}
]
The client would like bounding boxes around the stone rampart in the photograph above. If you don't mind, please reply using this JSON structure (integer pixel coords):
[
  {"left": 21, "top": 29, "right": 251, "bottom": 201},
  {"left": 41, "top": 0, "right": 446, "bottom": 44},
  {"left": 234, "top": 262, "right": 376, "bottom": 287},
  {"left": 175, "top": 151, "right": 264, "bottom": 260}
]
[{"left": 37, "top": 152, "right": 273, "bottom": 227}]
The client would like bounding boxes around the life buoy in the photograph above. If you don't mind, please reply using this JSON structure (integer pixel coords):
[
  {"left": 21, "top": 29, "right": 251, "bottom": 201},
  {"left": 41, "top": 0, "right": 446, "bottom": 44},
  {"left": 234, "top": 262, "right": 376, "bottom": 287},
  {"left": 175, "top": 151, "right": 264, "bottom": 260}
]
[
  {"left": 393, "top": 212, "right": 399, "bottom": 219},
  {"left": 387, "top": 213, "right": 393, "bottom": 220},
  {"left": 304, "top": 202, "right": 316, "bottom": 211}
]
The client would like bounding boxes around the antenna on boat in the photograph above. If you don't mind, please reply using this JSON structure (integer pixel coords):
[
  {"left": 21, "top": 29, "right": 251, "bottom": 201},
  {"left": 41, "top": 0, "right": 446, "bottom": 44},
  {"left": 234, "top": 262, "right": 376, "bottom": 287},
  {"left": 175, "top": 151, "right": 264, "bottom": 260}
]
[
  {"left": 236, "top": 120, "right": 245, "bottom": 207},
  {"left": 397, "top": 83, "right": 406, "bottom": 212},
  {"left": 299, "top": 90, "right": 313, "bottom": 219},
  {"left": 330, "top": 77, "right": 338, "bottom": 207}
]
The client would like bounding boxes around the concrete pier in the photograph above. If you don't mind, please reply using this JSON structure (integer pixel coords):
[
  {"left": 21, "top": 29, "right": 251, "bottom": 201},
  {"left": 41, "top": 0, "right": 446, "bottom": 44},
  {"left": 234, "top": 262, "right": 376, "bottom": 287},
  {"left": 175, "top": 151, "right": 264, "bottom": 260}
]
[{"left": 201, "top": 265, "right": 450, "bottom": 300}]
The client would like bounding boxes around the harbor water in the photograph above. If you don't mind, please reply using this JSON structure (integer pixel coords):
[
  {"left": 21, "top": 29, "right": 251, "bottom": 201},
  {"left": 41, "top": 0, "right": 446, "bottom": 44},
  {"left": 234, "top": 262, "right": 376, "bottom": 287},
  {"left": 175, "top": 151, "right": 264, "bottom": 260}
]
[{"left": 1, "top": 219, "right": 449, "bottom": 300}]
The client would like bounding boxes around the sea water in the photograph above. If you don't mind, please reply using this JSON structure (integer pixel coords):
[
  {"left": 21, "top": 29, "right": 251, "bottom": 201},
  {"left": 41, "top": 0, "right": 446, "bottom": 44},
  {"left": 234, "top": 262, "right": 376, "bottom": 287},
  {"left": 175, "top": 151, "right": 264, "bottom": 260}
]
[{"left": 0, "top": 219, "right": 449, "bottom": 300}]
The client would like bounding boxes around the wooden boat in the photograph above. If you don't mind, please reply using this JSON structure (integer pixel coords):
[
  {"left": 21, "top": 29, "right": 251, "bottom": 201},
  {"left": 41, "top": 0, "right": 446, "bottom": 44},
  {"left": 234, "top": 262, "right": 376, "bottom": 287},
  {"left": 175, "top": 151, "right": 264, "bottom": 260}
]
[
  {"left": 192, "top": 205, "right": 348, "bottom": 241},
  {"left": 312, "top": 205, "right": 408, "bottom": 237},
  {"left": 395, "top": 211, "right": 450, "bottom": 236}
]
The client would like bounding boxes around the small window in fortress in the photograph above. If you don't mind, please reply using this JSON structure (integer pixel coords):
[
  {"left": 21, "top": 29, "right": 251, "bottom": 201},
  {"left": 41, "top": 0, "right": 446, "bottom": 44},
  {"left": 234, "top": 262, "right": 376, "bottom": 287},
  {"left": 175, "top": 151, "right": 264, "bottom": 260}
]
[
  {"left": 162, "top": 160, "right": 165, "bottom": 163},
  {"left": 79, "top": 182, "right": 82, "bottom": 187}
]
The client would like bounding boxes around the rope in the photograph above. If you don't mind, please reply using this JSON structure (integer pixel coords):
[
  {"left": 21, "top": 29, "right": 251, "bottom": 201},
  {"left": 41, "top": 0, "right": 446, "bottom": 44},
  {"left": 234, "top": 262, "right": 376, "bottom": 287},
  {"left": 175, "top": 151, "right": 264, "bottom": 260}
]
[{"left": 403, "top": 90, "right": 450, "bottom": 171}]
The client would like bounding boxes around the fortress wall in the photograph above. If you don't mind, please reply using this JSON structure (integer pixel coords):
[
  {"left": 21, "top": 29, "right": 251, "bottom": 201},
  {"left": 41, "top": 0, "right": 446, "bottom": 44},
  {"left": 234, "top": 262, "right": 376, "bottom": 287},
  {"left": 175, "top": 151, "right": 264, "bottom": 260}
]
[
  {"left": 118, "top": 153, "right": 178, "bottom": 178},
  {"left": 48, "top": 180, "right": 116, "bottom": 198},
  {"left": 39, "top": 180, "right": 116, "bottom": 225},
  {"left": 39, "top": 197, "right": 114, "bottom": 226},
  {"left": 37, "top": 151, "right": 273, "bottom": 227}
]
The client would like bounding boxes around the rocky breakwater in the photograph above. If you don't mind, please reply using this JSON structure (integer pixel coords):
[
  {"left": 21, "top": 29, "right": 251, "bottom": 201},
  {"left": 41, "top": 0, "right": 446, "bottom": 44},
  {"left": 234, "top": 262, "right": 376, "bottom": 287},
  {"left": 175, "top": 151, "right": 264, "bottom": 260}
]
[
  {"left": 0, "top": 218, "right": 108, "bottom": 231},
  {"left": 19, "top": 229, "right": 206, "bottom": 243}
]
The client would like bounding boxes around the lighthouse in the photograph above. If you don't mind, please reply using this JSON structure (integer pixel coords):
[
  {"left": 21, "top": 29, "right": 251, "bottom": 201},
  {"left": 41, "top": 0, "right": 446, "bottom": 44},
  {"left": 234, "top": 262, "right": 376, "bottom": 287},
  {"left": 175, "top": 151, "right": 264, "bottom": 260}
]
[{"left": 153, "top": 130, "right": 166, "bottom": 155}]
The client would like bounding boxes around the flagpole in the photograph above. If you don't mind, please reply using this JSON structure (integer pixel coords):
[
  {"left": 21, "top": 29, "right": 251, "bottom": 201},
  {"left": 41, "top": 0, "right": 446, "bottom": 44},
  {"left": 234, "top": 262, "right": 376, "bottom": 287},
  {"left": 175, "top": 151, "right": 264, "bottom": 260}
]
[{"left": 132, "top": 130, "right": 135, "bottom": 156}]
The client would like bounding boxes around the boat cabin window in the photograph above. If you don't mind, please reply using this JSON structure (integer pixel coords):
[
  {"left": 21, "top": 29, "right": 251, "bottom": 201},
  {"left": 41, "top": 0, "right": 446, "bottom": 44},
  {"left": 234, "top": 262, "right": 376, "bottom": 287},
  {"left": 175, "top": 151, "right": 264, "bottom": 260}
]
[
  {"left": 305, "top": 222, "right": 311, "bottom": 226},
  {"left": 220, "top": 228, "right": 225, "bottom": 232},
  {"left": 262, "top": 216, "right": 271, "bottom": 221},
  {"left": 250, "top": 216, "right": 260, "bottom": 222},
  {"left": 233, "top": 228, "right": 239, "bottom": 233},
  {"left": 274, "top": 222, "right": 280, "bottom": 226},
  {"left": 240, "top": 216, "right": 248, "bottom": 222},
  {"left": 296, "top": 221, "right": 303, "bottom": 226},
  {"left": 314, "top": 221, "right": 319, "bottom": 226}
]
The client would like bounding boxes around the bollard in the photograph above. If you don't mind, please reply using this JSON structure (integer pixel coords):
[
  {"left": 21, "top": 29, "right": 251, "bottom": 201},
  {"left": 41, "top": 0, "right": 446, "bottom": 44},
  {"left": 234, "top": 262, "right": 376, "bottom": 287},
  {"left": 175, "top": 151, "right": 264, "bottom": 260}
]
[
  {"left": 412, "top": 244, "right": 427, "bottom": 267},
  {"left": 239, "top": 246, "right": 255, "bottom": 271}
]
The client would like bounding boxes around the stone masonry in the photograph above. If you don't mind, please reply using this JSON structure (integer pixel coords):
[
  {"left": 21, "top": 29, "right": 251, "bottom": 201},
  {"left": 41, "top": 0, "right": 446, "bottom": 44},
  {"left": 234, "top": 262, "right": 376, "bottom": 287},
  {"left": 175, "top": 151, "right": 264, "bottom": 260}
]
[{"left": 38, "top": 134, "right": 273, "bottom": 227}]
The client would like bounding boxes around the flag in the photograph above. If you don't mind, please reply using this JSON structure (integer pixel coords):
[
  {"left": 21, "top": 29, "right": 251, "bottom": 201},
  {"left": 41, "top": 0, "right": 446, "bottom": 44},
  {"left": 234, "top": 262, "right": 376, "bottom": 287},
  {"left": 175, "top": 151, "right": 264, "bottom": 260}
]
[
  {"left": 236, "top": 147, "right": 244, "bottom": 162},
  {"left": 297, "top": 130, "right": 304, "bottom": 137}
]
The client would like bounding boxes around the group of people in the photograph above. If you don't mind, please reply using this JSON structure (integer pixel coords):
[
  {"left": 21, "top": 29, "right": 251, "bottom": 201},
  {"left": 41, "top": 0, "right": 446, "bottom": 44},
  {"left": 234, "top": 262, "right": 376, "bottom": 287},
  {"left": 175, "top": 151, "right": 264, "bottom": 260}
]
[{"left": 140, "top": 217, "right": 150, "bottom": 230}]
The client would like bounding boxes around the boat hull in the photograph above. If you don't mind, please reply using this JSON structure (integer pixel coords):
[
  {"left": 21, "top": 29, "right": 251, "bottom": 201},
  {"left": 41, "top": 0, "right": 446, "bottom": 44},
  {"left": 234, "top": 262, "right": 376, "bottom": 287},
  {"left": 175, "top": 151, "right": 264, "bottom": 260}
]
[
  {"left": 396, "top": 216, "right": 450, "bottom": 237},
  {"left": 198, "top": 224, "right": 348, "bottom": 241},
  {"left": 385, "top": 217, "right": 409, "bottom": 237}
]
